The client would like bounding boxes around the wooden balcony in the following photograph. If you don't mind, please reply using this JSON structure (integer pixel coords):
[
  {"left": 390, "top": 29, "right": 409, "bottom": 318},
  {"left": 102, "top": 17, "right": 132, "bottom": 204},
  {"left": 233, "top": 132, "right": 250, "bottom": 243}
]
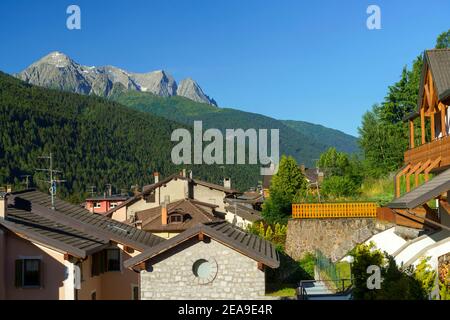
[
  {"left": 292, "top": 202, "right": 377, "bottom": 219},
  {"left": 404, "top": 135, "right": 450, "bottom": 170}
]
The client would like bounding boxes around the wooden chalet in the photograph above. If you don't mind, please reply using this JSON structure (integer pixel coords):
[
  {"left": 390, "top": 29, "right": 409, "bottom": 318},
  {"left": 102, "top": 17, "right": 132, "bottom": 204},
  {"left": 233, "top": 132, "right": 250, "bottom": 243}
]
[
  {"left": 389, "top": 49, "right": 450, "bottom": 230},
  {"left": 397, "top": 49, "right": 450, "bottom": 196}
]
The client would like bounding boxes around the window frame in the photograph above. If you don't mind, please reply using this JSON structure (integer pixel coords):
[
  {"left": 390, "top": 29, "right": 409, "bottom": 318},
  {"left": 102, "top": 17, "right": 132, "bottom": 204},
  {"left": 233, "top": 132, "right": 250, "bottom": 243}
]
[
  {"left": 110, "top": 202, "right": 119, "bottom": 208},
  {"left": 106, "top": 248, "right": 121, "bottom": 272},
  {"left": 168, "top": 213, "right": 183, "bottom": 224},
  {"left": 131, "top": 284, "right": 139, "bottom": 300},
  {"left": 15, "top": 258, "right": 42, "bottom": 288}
]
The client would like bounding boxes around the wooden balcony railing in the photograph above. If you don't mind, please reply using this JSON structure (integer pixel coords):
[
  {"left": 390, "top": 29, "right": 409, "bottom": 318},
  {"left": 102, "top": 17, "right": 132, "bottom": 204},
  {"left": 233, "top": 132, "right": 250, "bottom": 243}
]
[
  {"left": 292, "top": 203, "right": 377, "bottom": 219},
  {"left": 405, "top": 135, "right": 450, "bottom": 168}
]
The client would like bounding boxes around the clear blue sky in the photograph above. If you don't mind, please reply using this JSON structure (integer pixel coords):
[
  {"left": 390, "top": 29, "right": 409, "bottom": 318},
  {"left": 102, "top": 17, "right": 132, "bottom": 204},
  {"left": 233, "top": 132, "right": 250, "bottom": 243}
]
[{"left": 0, "top": 0, "right": 449, "bottom": 136}]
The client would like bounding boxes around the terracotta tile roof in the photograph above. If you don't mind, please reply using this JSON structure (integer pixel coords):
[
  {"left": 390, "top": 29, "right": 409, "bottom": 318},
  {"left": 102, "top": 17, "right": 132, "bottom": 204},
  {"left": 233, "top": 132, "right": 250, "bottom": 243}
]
[{"left": 124, "top": 221, "right": 280, "bottom": 269}]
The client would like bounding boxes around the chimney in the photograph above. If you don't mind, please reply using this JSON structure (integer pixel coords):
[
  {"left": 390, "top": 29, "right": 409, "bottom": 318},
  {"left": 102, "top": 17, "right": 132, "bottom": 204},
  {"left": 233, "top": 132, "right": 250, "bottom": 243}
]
[
  {"left": 223, "top": 178, "right": 231, "bottom": 190},
  {"left": 182, "top": 169, "right": 186, "bottom": 178},
  {"left": 153, "top": 172, "right": 159, "bottom": 184},
  {"left": 318, "top": 172, "right": 324, "bottom": 184},
  {"left": 0, "top": 193, "right": 8, "bottom": 219},
  {"left": 161, "top": 195, "right": 170, "bottom": 226}
]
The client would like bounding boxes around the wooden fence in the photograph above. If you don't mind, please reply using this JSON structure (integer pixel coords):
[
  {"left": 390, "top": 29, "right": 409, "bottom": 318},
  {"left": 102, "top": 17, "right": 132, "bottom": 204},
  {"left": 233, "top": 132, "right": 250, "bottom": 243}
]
[{"left": 292, "top": 202, "right": 378, "bottom": 219}]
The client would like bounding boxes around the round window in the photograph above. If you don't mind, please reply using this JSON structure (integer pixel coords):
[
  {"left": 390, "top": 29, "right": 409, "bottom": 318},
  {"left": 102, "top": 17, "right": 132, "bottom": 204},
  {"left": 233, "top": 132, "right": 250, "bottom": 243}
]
[
  {"left": 192, "top": 259, "right": 212, "bottom": 279},
  {"left": 190, "top": 257, "right": 218, "bottom": 284}
]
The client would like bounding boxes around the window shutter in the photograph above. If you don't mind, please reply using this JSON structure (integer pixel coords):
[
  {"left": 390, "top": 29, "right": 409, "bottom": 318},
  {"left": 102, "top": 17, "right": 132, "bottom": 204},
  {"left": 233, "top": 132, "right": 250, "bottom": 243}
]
[
  {"left": 101, "top": 250, "right": 107, "bottom": 273},
  {"left": 38, "top": 260, "right": 43, "bottom": 288},
  {"left": 91, "top": 253, "right": 99, "bottom": 277},
  {"left": 15, "top": 259, "right": 23, "bottom": 287}
]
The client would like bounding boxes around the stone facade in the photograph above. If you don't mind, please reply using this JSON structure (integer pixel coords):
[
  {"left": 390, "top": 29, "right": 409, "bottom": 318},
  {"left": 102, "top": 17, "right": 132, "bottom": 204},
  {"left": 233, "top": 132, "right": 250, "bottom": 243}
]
[
  {"left": 140, "top": 238, "right": 266, "bottom": 300},
  {"left": 285, "top": 218, "right": 391, "bottom": 262}
]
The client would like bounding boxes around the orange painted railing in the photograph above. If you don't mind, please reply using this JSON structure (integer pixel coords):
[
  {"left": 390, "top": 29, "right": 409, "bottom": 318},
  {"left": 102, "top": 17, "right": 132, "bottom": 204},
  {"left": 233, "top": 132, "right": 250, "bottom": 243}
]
[{"left": 292, "top": 202, "right": 377, "bottom": 219}]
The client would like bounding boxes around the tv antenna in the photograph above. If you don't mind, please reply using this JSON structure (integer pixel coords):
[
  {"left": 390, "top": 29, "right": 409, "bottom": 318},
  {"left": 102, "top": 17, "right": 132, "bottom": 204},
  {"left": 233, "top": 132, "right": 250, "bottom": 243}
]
[
  {"left": 105, "top": 184, "right": 112, "bottom": 197},
  {"left": 36, "top": 152, "right": 66, "bottom": 210},
  {"left": 20, "top": 175, "right": 32, "bottom": 189}
]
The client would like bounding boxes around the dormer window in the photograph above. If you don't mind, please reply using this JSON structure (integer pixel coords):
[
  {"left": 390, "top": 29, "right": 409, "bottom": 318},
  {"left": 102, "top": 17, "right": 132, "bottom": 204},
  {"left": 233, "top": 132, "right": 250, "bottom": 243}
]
[{"left": 168, "top": 214, "right": 183, "bottom": 224}]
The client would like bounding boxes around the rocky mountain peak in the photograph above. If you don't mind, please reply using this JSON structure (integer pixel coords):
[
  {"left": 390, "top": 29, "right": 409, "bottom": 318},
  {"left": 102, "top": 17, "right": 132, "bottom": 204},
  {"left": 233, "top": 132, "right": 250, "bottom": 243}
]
[
  {"left": 15, "top": 52, "right": 217, "bottom": 105},
  {"left": 177, "top": 78, "right": 217, "bottom": 106},
  {"left": 37, "top": 51, "right": 74, "bottom": 68}
]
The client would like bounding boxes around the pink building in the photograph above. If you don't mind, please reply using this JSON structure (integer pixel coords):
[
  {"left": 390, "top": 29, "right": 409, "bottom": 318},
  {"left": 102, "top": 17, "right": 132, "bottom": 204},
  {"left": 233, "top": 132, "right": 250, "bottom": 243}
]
[
  {"left": 0, "top": 190, "right": 164, "bottom": 300},
  {"left": 85, "top": 195, "right": 128, "bottom": 215}
]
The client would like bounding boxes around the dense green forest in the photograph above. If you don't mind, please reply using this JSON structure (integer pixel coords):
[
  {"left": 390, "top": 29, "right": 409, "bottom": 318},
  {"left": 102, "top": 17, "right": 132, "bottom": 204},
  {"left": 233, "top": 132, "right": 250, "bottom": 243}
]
[
  {"left": 281, "top": 120, "right": 358, "bottom": 154},
  {"left": 111, "top": 91, "right": 359, "bottom": 167},
  {"left": 0, "top": 72, "right": 259, "bottom": 202}
]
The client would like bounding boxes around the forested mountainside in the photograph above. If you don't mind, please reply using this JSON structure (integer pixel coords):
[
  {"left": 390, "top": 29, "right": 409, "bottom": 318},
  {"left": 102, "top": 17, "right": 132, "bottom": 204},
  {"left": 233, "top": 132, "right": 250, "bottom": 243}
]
[
  {"left": 0, "top": 72, "right": 259, "bottom": 202},
  {"left": 111, "top": 91, "right": 359, "bottom": 167}
]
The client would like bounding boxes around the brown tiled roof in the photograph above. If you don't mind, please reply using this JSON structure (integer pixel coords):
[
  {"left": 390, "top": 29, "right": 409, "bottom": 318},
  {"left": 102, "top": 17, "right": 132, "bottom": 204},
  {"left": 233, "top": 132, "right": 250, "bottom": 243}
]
[
  {"left": 2, "top": 206, "right": 108, "bottom": 258},
  {"left": 105, "top": 174, "right": 186, "bottom": 217},
  {"left": 85, "top": 195, "right": 129, "bottom": 201},
  {"left": 124, "top": 221, "right": 280, "bottom": 269},
  {"left": 191, "top": 179, "right": 239, "bottom": 194},
  {"left": 105, "top": 173, "right": 240, "bottom": 217},
  {"left": 135, "top": 199, "right": 221, "bottom": 232},
  {"left": 225, "top": 203, "right": 262, "bottom": 223},
  {"left": 418, "top": 49, "right": 450, "bottom": 111},
  {"left": 0, "top": 190, "right": 165, "bottom": 256}
]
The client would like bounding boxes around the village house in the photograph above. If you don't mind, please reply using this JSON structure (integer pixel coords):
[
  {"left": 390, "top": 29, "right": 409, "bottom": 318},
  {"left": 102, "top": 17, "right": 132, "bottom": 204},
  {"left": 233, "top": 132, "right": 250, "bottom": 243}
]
[
  {"left": 124, "top": 221, "right": 280, "bottom": 300},
  {"left": 134, "top": 198, "right": 222, "bottom": 239},
  {"left": 374, "top": 49, "right": 450, "bottom": 296},
  {"left": 85, "top": 195, "right": 129, "bottom": 215},
  {"left": 224, "top": 193, "right": 263, "bottom": 229},
  {"left": 105, "top": 171, "right": 259, "bottom": 228},
  {"left": 0, "top": 189, "right": 164, "bottom": 300}
]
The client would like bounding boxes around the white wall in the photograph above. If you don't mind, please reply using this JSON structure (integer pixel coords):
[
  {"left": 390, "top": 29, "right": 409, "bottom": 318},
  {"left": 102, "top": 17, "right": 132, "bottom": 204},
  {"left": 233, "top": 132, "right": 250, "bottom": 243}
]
[{"left": 364, "top": 227, "right": 407, "bottom": 256}]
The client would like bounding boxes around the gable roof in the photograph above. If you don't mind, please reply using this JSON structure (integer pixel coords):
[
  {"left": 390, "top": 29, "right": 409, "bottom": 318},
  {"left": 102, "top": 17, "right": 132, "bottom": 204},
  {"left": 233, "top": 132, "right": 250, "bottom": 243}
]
[
  {"left": 105, "top": 173, "right": 240, "bottom": 217},
  {"left": 191, "top": 179, "right": 239, "bottom": 194},
  {"left": 2, "top": 206, "right": 109, "bottom": 258},
  {"left": 135, "top": 199, "right": 221, "bottom": 232},
  {"left": 418, "top": 49, "right": 450, "bottom": 110},
  {"left": 387, "top": 167, "right": 450, "bottom": 209},
  {"left": 104, "top": 174, "right": 185, "bottom": 217},
  {"left": 124, "top": 221, "right": 280, "bottom": 269},
  {"left": 224, "top": 202, "right": 262, "bottom": 222},
  {"left": 0, "top": 190, "right": 165, "bottom": 257}
]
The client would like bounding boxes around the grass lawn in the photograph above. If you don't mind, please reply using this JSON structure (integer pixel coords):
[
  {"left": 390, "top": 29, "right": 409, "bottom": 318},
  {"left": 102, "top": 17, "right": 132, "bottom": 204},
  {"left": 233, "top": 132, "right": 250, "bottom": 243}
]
[{"left": 266, "top": 286, "right": 297, "bottom": 297}]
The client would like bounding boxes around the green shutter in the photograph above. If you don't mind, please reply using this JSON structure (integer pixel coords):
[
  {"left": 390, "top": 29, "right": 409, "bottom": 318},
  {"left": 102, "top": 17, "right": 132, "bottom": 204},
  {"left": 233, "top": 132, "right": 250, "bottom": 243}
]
[{"left": 15, "top": 259, "right": 23, "bottom": 287}]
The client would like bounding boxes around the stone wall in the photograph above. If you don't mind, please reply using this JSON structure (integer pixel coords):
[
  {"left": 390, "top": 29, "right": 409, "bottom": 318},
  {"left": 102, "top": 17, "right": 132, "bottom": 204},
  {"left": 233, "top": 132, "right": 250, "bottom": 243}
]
[
  {"left": 140, "top": 238, "right": 266, "bottom": 300},
  {"left": 285, "top": 218, "right": 391, "bottom": 262}
]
